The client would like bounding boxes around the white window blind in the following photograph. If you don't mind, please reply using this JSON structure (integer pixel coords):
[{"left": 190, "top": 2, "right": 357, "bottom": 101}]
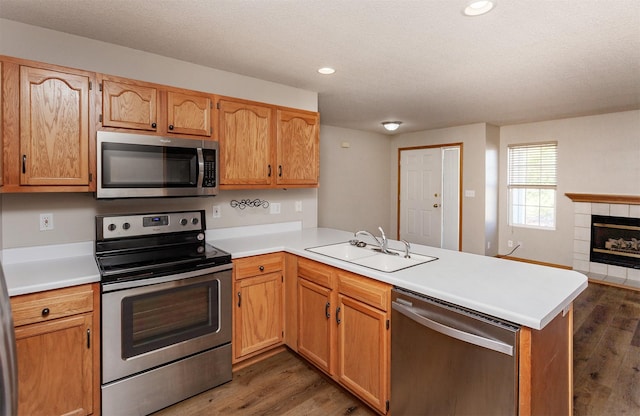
[
  {"left": 508, "top": 142, "right": 557, "bottom": 229},
  {"left": 508, "top": 142, "right": 557, "bottom": 187}
]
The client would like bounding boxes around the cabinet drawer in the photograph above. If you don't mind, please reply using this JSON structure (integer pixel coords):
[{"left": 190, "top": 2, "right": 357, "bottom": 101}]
[
  {"left": 298, "top": 258, "right": 333, "bottom": 288},
  {"left": 337, "top": 271, "right": 390, "bottom": 311},
  {"left": 234, "top": 252, "right": 284, "bottom": 280},
  {"left": 10, "top": 284, "right": 94, "bottom": 327}
]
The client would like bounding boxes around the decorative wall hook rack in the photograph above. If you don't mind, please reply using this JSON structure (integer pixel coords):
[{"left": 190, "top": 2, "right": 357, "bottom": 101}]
[{"left": 230, "top": 199, "right": 270, "bottom": 210}]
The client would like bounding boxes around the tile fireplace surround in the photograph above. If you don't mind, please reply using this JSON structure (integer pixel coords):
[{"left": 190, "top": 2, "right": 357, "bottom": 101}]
[{"left": 567, "top": 193, "right": 640, "bottom": 290}]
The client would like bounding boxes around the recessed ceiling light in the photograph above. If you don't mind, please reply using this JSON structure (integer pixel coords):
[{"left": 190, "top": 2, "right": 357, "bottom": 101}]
[
  {"left": 382, "top": 121, "right": 402, "bottom": 132},
  {"left": 463, "top": 0, "right": 495, "bottom": 16},
  {"left": 318, "top": 67, "right": 336, "bottom": 75}
]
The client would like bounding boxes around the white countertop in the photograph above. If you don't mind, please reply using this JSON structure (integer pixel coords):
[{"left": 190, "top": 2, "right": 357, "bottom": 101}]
[
  {"left": 209, "top": 226, "right": 588, "bottom": 330},
  {"left": 1, "top": 225, "right": 588, "bottom": 330},
  {"left": 2, "top": 242, "right": 100, "bottom": 296}
]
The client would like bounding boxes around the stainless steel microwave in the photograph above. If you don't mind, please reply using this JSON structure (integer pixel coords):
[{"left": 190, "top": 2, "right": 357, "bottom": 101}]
[{"left": 97, "top": 131, "right": 218, "bottom": 199}]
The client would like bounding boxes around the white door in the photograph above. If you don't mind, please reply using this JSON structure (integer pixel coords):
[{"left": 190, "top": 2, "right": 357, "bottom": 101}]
[
  {"left": 441, "top": 147, "right": 460, "bottom": 250},
  {"left": 399, "top": 148, "right": 443, "bottom": 247},
  {"left": 399, "top": 146, "right": 460, "bottom": 249}
]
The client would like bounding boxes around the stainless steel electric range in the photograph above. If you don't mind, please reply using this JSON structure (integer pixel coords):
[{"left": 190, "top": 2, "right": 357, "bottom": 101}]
[{"left": 95, "top": 210, "right": 232, "bottom": 415}]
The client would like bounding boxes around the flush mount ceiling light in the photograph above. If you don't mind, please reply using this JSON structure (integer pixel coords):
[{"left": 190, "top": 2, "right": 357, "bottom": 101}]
[
  {"left": 382, "top": 121, "right": 402, "bottom": 131},
  {"left": 318, "top": 67, "right": 336, "bottom": 75},
  {"left": 463, "top": 0, "right": 495, "bottom": 16}
]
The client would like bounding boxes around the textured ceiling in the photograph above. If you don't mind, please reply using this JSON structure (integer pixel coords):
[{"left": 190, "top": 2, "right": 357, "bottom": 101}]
[{"left": 1, "top": 0, "right": 639, "bottom": 134}]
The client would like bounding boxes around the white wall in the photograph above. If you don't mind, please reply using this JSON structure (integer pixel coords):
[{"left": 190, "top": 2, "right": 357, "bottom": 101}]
[
  {"left": 0, "top": 19, "right": 316, "bottom": 110},
  {"left": 2, "top": 189, "right": 317, "bottom": 248},
  {"left": 499, "top": 110, "right": 640, "bottom": 266},
  {"left": 0, "top": 19, "right": 320, "bottom": 249},
  {"left": 389, "top": 123, "right": 492, "bottom": 255},
  {"left": 317, "top": 125, "right": 391, "bottom": 233}
]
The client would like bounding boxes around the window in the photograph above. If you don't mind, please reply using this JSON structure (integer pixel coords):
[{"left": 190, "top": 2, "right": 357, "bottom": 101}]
[{"left": 507, "top": 142, "right": 557, "bottom": 229}]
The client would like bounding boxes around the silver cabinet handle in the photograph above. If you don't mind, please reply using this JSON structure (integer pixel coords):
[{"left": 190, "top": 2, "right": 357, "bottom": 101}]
[{"left": 392, "top": 301, "right": 514, "bottom": 356}]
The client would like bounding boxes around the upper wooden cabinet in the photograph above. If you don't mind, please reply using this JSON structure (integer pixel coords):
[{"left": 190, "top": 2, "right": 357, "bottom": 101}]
[
  {"left": 166, "top": 91, "right": 211, "bottom": 136},
  {"left": 101, "top": 78, "right": 158, "bottom": 131},
  {"left": 1, "top": 57, "right": 95, "bottom": 192},
  {"left": 98, "top": 75, "right": 213, "bottom": 138},
  {"left": 276, "top": 109, "right": 320, "bottom": 186},
  {"left": 218, "top": 97, "right": 319, "bottom": 189},
  {"left": 218, "top": 98, "right": 273, "bottom": 186}
]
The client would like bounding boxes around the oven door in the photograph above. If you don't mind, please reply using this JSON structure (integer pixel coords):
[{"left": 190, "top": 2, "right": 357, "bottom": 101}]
[{"left": 102, "top": 267, "right": 231, "bottom": 384}]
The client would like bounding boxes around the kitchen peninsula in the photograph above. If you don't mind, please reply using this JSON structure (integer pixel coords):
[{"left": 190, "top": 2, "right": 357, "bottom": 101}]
[
  {"left": 3, "top": 223, "right": 587, "bottom": 416},
  {"left": 210, "top": 223, "right": 587, "bottom": 415},
  {"left": 211, "top": 225, "right": 587, "bottom": 330}
]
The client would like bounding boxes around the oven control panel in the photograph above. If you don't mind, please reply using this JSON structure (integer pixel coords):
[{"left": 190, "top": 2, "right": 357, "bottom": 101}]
[{"left": 97, "top": 210, "right": 205, "bottom": 240}]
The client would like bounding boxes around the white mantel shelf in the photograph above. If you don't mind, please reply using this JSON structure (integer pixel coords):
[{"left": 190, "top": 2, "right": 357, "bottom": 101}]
[{"left": 565, "top": 193, "right": 640, "bottom": 205}]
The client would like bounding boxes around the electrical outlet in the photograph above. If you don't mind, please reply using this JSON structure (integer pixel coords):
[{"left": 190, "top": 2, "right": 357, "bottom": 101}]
[
  {"left": 508, "top": 240, "right": 513, "bottom": 248},
  {"left": 270, "top": 203, "right": 281, "bottom": 214},
  {"left": 212, "top": 205, "right": 221, "bottom": 218},
  {"left": 40, "top": 213, "right": 54, "bottom": 231},
  {"left": 295, "top": 200, "right": 303, "bottom": 213}
]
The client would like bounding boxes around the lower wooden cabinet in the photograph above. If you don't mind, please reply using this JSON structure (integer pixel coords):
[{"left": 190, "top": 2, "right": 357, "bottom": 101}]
[
  {"left": 232, "top": 253, "right": 285, "bottom": 364},
  {"left": 297, "top": 258, "right": 391, "bottom": 414},
  {"left": 10, "top": 283, "right": 100, "bottom": 416},
  {"left": 297, "top": 277, "right": 333, "bottom": 373},
  {"left": 336, "top": 294, "right": 389, "bottom": 411}
]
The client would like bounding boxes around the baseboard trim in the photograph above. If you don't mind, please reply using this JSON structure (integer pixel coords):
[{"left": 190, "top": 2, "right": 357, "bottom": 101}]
[{"left": 497, "top": 256, "right": 572, "bottom": 270}]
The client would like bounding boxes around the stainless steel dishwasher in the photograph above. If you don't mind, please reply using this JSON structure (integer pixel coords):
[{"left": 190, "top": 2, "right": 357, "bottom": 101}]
[{"left": 391, "top": 287, "right": 521, "bottom": 415}]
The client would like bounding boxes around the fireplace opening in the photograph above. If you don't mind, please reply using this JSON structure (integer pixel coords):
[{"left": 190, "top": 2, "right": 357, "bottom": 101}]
[{"left": 590, "top": 214, "right": 640, "bottom": 269}]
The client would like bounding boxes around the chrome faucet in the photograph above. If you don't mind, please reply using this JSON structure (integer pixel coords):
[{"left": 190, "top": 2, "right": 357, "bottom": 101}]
[
  {"left": 354, "top": 227, "right": 396, "bottom": 255},
  {"left": 401, "top": 239, "right": 411, "bottom": 258}
]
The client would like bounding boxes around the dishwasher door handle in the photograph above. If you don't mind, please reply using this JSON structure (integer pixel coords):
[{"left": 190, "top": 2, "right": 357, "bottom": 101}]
[{"left": 392, "top": 301, "right": 514, "bottom": 356}]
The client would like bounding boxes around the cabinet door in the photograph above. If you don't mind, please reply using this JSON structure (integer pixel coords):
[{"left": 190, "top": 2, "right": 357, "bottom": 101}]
[
  {"left": 102, "top": 79, "right": 158, "bottom": 131},
  {"left": 276, "top": 109, "right": 319, "bottom": 186},
  {"left": 297, "top": 277, "right": 334, "bottom": 374},
  {"left": 234, "top": 272, "right": 283, "bottom": 360},
  {"left": 218, "top": 99, "right": 273, "bottom": 186},
  {"left": 167, "top": 91, "right": 211, "bottom": 137},
  {"left": 15, "top": 314, "right": 93, "bottom": 416},
  {"left": 20, "top": 66, "right": 90, "bottom": 185},
  {"left": 337, "top": 294, "right": 389, "bottom": 414}
]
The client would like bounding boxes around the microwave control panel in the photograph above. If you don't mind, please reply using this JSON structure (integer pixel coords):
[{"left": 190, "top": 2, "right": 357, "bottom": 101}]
[{"left": 202, "top": 149, "right": 216, "bottom": 188}]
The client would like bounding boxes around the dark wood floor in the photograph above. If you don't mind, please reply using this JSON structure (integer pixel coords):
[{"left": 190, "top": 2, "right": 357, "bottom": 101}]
[
  {"left": 153, "top": 350, "right": 376, "bottom": 416},
  {"left": 573, "top": 282, "right": 640, "bottom": 415},
  {"left": 155, "top": 282, "right": 640, "bottom": 416}
]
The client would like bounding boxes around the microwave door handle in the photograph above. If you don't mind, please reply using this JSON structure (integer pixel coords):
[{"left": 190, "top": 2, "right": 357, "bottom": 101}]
[{"left": 197, "top": 148, "right": 205, "bottom": 187}]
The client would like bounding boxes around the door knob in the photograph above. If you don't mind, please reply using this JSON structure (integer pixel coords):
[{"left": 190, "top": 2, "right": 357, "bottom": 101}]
[{"left": 433, "top": 204, "right": 439, "bottom": 208}]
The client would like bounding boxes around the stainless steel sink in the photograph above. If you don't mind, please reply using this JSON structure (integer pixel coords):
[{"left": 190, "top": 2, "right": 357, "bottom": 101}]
[{"left": 306, "top": 242, "right": 437, "bottom": 272}]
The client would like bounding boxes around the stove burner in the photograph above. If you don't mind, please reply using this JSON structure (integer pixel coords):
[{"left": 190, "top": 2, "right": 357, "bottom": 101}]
[{"left": 95, "top": 210, "right": 232, "bottom": 284}]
